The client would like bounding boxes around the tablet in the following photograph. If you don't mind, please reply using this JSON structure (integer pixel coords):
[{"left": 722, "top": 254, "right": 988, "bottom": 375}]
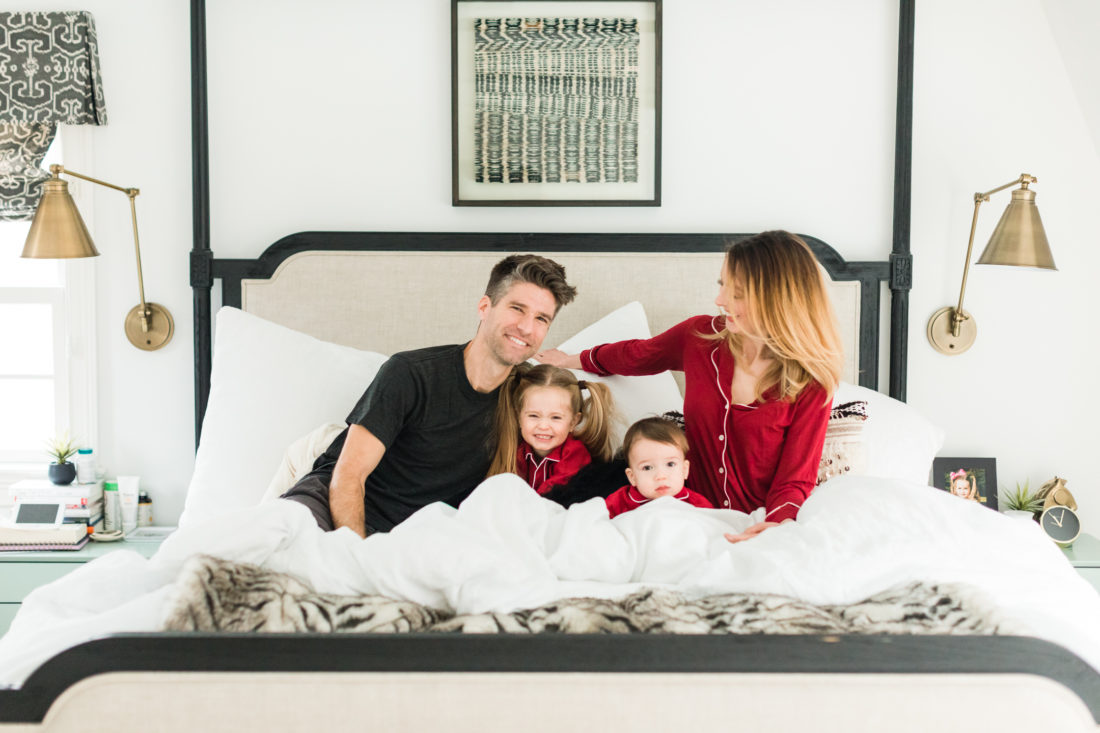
[{"left": 13, "top": 502, "right": 66, "bottom": 529}]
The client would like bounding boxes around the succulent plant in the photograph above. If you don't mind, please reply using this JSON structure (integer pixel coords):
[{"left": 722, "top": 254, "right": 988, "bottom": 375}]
[
  {"left": 1000, "top": 479, "right": 1043, "bottom": 516},
  {"left": 44, "top": 431, "right": 79, "bottom": 464}
]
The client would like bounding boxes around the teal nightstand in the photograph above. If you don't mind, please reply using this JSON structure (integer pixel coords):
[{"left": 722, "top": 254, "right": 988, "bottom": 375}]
[
  {"left": 0, "top": 537, "right": 166, "bottom": 637},
  {"left": 1061, "top": 532, "right": 1100, "bottom": 594}
]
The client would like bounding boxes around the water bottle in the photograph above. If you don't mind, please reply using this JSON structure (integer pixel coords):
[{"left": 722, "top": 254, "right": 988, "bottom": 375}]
[{"left": 75, "top": 448, "right": 96, "bottom": 484}]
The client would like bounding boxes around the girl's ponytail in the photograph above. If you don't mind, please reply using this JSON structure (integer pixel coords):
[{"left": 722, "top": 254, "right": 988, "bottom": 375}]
[
  {"left": 486, "top": 366, "right": 528, "bottom": 477},
  {"left": 574, "top": 381, "right": 616, "bottom": 462}
]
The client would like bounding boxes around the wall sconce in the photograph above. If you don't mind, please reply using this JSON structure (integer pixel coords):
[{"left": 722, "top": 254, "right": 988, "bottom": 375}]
[
  {"left": 926, "top": 173, "right": 1056, "bottom": 355},
  {"left": 21, "top": 164, "right": 173, "bottom": 351}
]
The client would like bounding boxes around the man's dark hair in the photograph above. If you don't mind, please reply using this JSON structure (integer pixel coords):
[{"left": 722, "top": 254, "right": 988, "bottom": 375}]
[{"left": 485, "top": 254, "right": 577, "bottom": 314}]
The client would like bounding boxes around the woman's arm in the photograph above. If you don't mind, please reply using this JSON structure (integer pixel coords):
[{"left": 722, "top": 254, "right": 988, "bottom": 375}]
[
  {"left": 762, "top": 383, "right": 832, "bottom": 524},
  {"left": 543, "top": 315, "right": 710, "bottom": 376}
]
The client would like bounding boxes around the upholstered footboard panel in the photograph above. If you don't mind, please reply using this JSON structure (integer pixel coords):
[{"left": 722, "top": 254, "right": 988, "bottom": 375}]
[{"left": 2, "top": 636, "right": 1099, "bottom": 732}]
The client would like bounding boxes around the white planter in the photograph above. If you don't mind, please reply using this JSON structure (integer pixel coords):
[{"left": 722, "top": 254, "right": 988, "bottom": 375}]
[{"left": 1002, "top": 509, "right": 1036, "bottom": 521}]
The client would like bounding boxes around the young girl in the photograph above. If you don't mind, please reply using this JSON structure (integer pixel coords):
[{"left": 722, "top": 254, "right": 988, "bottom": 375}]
[
  {"left": 488, "top": 363, "right": 616, "bottom": 495},
  {"left": 605, "top": 417, "right": 713, "bottom": 518}
]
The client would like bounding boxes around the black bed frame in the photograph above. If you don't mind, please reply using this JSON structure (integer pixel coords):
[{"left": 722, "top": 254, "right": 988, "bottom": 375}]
[
  {"left": 187, "top": 0, "right": 916, "bottom": 442},
  {"left": 3, "top": 0, "right": 1097, "bottom": 726}
]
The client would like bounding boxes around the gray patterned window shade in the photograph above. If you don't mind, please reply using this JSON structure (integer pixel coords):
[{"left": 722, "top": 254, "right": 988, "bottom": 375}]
[{"left": 0, "top": 11, "right": 107, "bottom": 221}]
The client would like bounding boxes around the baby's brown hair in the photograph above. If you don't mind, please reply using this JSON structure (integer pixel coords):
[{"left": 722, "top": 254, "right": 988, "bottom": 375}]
[{"left": 622, "top": 417, "right": 689, "bottom": 467}]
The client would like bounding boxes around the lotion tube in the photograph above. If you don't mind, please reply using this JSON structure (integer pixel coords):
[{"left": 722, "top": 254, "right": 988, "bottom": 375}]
[{"left": 117, "top": 475, "right": 140, "bottom": 534}]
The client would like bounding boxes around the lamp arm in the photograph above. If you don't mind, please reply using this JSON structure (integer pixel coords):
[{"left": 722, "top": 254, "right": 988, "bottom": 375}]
[
  {"left": 950, "top": 174, "right": 1038, "bottom": 337},
  {"left": 977, "top": 174, "right": 1036, "bottom": 201},
  {"left": 51, "top": 164, "right": 151, "bottom": 332},
  {"left": 952, "top": 197, "right": 983, "bottom": 336}
]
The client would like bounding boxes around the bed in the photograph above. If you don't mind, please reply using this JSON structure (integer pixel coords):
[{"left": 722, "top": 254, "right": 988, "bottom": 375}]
[
  {"left": 3, "top": 0, "right": 1100, "bottom": 730},
  {"left": 1, "top": 239, "right": 1099, "bottom": 732}
]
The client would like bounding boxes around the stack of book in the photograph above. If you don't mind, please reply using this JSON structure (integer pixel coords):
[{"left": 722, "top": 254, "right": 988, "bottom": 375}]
[
  {"left": 0, "top": 522, "right": 89, "bottom": 551},
  {"left": 9, "top": 479, "right": 104, "bottom": 526}
]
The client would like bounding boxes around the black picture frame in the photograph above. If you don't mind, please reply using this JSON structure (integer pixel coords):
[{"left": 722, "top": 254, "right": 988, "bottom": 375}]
[
  {"left": 932, "top": 457, "right": 999, "bottom": 511},
  {"left": 451, "top": 0, "right": 662, "bottom": 206}
]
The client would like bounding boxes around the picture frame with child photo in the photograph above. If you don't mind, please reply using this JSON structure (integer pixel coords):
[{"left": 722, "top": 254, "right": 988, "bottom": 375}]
[{"left": 931, "top": 457, "right": 998, "bottom": 511}]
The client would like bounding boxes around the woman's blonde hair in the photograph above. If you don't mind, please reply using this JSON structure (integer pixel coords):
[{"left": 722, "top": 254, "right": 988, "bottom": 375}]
[
  {"left": 487, "top": 363, "right": 616, "bottom": 477},
  {"left": 713, "top": 230, "right": 844, "bottom": 403}
]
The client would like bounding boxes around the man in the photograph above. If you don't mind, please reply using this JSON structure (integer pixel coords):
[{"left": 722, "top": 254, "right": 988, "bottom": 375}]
[{"left": 282, "top": 254, "right": 577, "bottom": 537}]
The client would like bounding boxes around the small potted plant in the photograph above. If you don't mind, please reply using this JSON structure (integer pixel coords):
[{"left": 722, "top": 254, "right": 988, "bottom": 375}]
[
  {"left": 1000, "top": 479, "right": 1043, "bottom": 521},
  {"left": 45, "top": 431, "right": 79, "bottom": 486}
]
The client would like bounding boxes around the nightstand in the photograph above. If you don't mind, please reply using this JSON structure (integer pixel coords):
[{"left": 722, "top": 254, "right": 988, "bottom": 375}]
[
  {"left": 0, "top": 537, "right": 166, "bottom": 637},
  {"left": 1061, "top": 532, "right": 1100, "bottom": 594}
]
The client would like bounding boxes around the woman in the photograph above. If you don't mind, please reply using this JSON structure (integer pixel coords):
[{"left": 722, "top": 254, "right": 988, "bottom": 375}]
[{"left": 537, "top": 230, "right": 843, "bottom": 542}]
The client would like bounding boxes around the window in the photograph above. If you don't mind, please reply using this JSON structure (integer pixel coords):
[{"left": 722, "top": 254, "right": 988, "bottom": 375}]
[{"left": 0, "top": 127, "right": 97, "bottom": 474}]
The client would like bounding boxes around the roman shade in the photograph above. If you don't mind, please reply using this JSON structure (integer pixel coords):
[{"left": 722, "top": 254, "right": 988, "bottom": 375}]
[{"left": 0, "top": 11, "right": 107, "bottom": 221}]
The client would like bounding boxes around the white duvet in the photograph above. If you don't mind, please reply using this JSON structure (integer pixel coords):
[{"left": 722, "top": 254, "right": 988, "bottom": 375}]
[{"left": 1, "top": 474, "right": 1099, "bottom": 687}]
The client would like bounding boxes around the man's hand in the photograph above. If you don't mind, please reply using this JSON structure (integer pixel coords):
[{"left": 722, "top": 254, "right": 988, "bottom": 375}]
[
  {"left": 330, "top": 424, "right": 386, "bottom": 538},
  {"left": 724, "top": 519, "right": 790, "bottom": 544},
  {"left": 534, "top": 349, "right": 581, "bottom": 369}
]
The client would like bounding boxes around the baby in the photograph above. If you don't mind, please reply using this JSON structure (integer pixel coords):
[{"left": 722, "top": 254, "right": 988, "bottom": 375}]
[{"left": 605, "top": 417, "right": 713, "bottom": 518}]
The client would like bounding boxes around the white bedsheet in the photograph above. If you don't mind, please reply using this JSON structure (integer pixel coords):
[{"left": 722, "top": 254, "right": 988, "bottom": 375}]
[{"left": 1, "top": 474, "right": 1098, "bottom": 687}]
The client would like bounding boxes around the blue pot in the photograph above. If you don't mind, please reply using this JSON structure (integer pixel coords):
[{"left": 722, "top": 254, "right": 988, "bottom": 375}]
[{"left": 48, "top": 462, "right": 76, "bottom": 486}]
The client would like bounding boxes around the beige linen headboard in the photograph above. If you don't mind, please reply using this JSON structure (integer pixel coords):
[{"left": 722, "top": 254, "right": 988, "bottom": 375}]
[{"left": 240, "top": 250, "right": 863, "bottom": 385}]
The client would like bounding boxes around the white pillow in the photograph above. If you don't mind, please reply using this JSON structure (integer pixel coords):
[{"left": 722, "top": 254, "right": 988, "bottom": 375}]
[
  {"left": 833, "top": 382, "right": 944, "bottom": 486},
  {"left": 550, "top": 301, "right": 684, "bottom": 447},
  {"left": 180, "top": 308, "right": 387, "bottom": 527}
]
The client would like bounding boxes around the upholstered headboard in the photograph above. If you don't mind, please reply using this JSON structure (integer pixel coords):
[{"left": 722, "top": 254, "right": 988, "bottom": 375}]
[
  {"left": 239, "top": 249, "right": 862, "bottom": 385},
  {"left": 193, "top": 231, "right": 898, "bottom": 442}
]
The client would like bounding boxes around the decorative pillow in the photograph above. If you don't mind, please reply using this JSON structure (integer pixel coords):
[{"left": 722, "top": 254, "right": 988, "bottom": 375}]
[
  {"left": 550, "top": 301, "right": 684, "bottom": 447},
  {"left": 180, "top": 308, "right": 387, "bottom": 527},
  {"left": 261, "top": 422, "right": 346, "bottom": 503},
  {"left": 816, "top": 401, "right": 868, "bottom": 485},
  {"left": 833, "top": 382, "right": 945, "bottom": 486}
]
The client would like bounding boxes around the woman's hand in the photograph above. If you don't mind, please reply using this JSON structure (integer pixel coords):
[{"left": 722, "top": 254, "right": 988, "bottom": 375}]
[
  {"left": 724, "top": 520, "right": 789, "bottom": 543},
  {"left": 534, "top": 349, "right": 582, "bottom": 369}
]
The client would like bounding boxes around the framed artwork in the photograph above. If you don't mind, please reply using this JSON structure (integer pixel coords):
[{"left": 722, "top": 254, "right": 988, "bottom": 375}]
[
  {"left": 451, "top": 0, "right": 662, "bottom": 206},
  {"left": 932, "top": 457, "right": 999, "bottom": 511}
]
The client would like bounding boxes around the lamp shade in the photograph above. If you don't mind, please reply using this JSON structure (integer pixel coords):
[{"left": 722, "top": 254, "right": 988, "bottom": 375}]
[
  {"left": 976, "top": 187, "right": 1055, "bottom": 269},
  {"left": 20, "top": 177, "right": 100, "bottom": 259}
]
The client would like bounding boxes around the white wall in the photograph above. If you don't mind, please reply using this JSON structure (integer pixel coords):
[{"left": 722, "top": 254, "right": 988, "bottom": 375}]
[
  {"left": 910, "top": 0, "right": 1100, "bottom": 533},
  {"left": 18, "top": 0, "right": 1098, "bottom": 533}
]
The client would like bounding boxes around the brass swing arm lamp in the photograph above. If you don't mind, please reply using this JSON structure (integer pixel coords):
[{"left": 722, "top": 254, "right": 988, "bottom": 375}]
[
  {"left": 22, "top": 163, "right": 173, "bottom": 351},
  {"left": 926, "top": 173, "right": 1055, "bottom": 355}
]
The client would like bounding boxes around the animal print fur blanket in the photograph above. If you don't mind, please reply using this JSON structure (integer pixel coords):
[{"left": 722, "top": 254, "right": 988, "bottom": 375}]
[{"left": 162, "top": 554, "right": 1012, "bottom": 635}]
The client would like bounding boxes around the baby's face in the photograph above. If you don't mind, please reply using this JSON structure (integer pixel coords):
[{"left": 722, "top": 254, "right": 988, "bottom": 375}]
[
  {"left": 951, "top": 479, "right": 969, "bottom": 497},
  {"left": 625, "top": 438, "right": 690, "bottom": 500}
]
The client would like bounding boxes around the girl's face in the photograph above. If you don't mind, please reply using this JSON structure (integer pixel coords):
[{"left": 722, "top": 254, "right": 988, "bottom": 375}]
[
  {"left": 519, "top": 386, "right": 579, "bottom": 458},
  {"left": 714, "top": 266, "right": 754, "bottom": 336},
  {"left": 951, "top": 478, "right": 970, "bottom": 497}
]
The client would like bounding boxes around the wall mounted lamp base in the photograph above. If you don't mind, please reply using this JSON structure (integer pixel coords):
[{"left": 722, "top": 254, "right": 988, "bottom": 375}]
[
  {"left": 927, "top": 307, "right": 976, "bottom": 355},
  {"left": 125, "top": 303, "right": 174, "bottom": 351}
]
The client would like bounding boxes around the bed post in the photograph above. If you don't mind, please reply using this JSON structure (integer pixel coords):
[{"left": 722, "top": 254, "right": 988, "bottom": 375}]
[
  {"left": 889, "top": 0, "right": 915, "bottom": 402},
  {"left": 190, "top": 0, "right": 211, "bottom": 448}
]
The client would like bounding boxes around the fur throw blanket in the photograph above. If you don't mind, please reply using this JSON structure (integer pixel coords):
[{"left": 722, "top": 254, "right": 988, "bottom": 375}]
[{"left": 163, "top": 555, "right": 1012, "bottom": 636}]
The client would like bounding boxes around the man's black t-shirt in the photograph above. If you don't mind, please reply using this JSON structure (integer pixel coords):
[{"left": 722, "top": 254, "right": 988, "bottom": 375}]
[{"left": 310, "top": 343, "right": 499, "bottom": 532}]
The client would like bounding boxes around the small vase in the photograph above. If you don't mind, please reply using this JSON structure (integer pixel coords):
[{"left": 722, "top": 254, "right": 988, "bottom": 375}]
[
  {"left": 48, "top": 461, "right": 76, "bottom": 486},
  {"left": 1002, "top": 509, "right": 1036, "bottom": 522}
]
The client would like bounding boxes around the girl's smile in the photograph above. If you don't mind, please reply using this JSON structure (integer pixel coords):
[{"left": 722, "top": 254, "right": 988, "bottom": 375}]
[{"left": 518, "top": 386, "right": 580, "bottom": 458}]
